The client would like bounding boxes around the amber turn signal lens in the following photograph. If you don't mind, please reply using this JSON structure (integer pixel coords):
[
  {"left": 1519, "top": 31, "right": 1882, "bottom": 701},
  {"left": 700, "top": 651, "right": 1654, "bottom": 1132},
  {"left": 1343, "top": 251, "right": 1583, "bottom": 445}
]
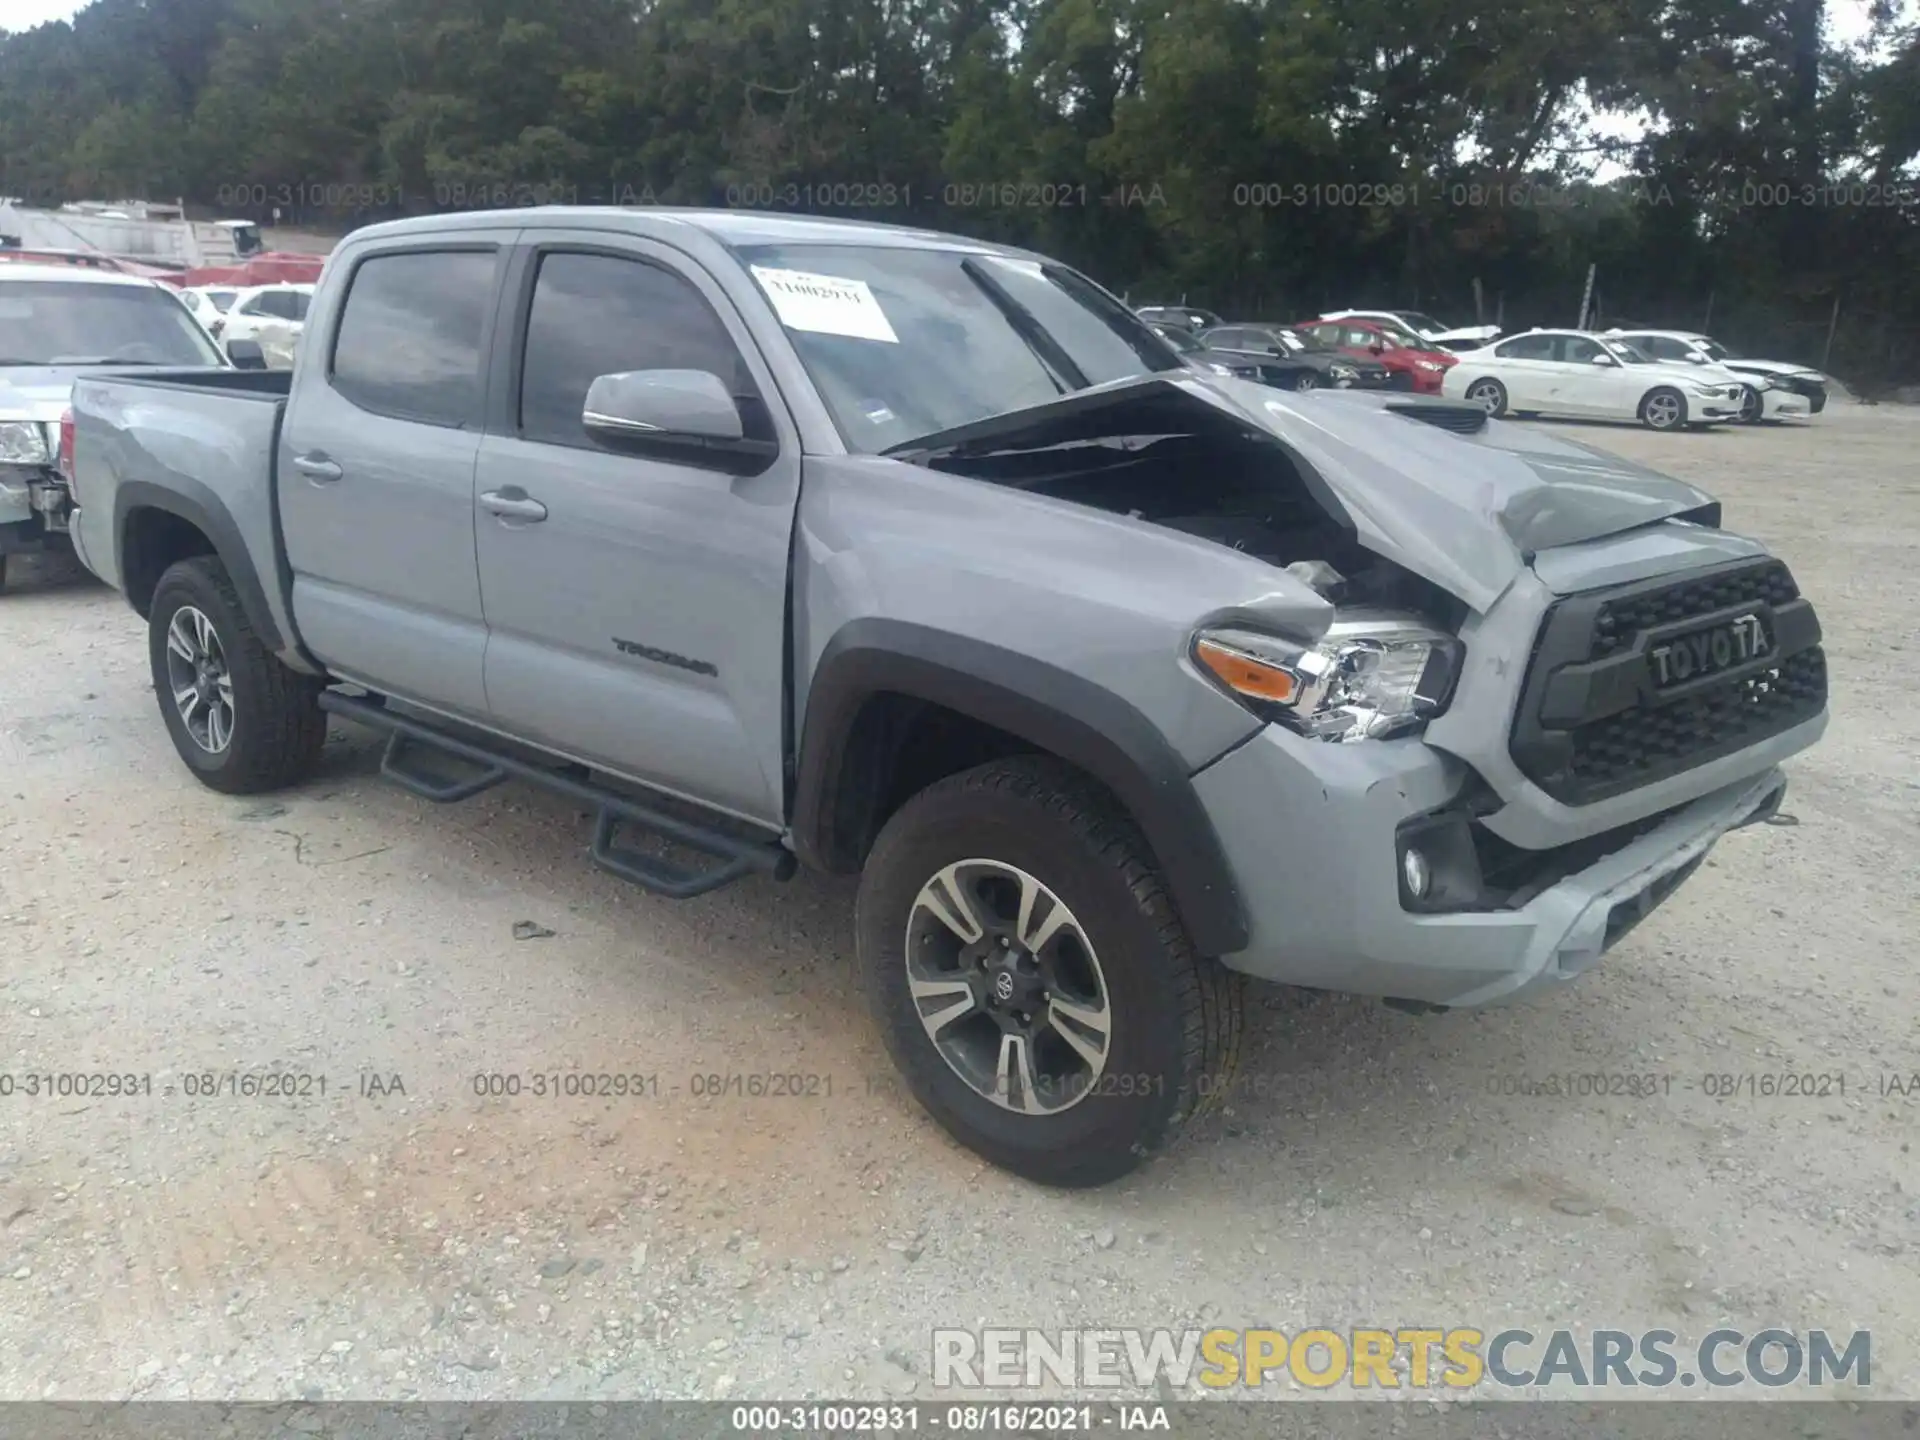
[{"left": 1194, "top": 637, "right": 1299, "bottom": 705}]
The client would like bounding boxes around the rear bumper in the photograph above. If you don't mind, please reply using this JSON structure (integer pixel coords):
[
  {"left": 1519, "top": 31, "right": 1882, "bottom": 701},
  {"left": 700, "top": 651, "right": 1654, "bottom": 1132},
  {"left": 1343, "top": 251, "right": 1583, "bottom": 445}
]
[{"left": 1196, "top": 721, "right": 1792, "bottom": 1009}]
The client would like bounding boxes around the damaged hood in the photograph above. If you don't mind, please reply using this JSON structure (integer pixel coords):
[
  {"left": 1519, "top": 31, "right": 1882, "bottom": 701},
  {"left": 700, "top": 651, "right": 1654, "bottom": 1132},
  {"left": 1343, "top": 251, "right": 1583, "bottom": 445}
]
[{"left": 885, "top": 373, "right": 1720, "bottom": 612}]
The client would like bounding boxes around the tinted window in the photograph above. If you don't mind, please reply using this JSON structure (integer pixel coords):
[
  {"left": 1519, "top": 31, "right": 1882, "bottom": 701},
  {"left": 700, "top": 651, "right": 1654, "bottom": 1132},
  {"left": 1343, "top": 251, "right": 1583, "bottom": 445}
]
[
  {"left": 1647, "top": 336, "right": 1688, "bottom": 360},
  {"left": 1208, "top": 329, "right": 1250, "bottom": 349},
  {"left": 1560, "top": 336, "right": 1604, "bottom": 363},
  {"left": 518, "top": 252, "right": 755, "bottom": 448},
  {"left": 331, "top": 250, "right": 494, "bottom": 427},
  {"left": 1495, "top": 334, "right": 1555, "bottom": 360}
]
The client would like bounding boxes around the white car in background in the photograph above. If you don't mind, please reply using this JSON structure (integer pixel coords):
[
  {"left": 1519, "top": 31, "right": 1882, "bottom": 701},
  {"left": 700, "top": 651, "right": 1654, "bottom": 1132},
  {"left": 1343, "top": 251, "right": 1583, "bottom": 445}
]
[
  {"left": 1320, "top": 308, "right": 1501, "bottom": 351},
  {"left": 1603, "top": 329, "right": 1825, "bottom": 422},
  {"left": 1441, "top": 328, "right": 1748, "bottom": 431},
  {"left": 218, "top": 283, "right": 314, "bottom": 368},
  {"left": 178, "top": 284, "right": 243, "bottom": 338}
]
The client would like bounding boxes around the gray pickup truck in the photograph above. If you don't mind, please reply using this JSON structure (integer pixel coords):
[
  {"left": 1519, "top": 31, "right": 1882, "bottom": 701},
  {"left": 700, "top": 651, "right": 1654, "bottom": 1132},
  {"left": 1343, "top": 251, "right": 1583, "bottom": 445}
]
[{"left": 68, "top": 209, "right": 1828, "bottom": 1185}]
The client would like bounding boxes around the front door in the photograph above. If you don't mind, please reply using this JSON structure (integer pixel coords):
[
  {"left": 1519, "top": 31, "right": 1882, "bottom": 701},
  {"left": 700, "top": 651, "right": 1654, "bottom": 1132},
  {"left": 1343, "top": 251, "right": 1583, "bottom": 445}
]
[
  {"left": 278, "top": 236, "right": 517, "bottom": 718},
  {"left": 472, "top": 236, "right": 802, "bottom": 825}
]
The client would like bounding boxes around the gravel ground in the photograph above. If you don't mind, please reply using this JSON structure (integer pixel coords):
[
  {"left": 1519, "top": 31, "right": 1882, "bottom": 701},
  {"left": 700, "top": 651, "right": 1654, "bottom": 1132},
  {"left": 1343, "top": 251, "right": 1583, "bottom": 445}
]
[{"left": 1, "top": 403, "right": 1915, "bottom": 1404}]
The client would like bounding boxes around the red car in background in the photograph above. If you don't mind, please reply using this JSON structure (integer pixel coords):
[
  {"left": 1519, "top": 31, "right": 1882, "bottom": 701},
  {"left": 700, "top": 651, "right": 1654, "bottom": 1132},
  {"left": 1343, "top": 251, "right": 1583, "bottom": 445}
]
[{"left": 1294, "top": 317, "right": 1457, "bottom": 394}]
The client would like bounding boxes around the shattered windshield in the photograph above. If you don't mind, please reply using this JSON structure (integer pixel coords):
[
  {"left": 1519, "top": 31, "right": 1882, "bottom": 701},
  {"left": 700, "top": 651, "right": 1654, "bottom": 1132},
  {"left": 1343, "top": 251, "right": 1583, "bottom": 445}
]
[{"left": 736, "top": 243, "right": 1183, "bottom": 453}]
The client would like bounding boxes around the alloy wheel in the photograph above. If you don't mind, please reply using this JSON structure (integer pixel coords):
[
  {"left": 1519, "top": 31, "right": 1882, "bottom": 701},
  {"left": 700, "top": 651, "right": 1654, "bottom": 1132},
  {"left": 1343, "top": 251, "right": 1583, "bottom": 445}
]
[
  {"left": 1645, "top": 392, "right": 1683, "bottom": 429},
  {"left": 903, "top": 858, "right": 1113, "bottom": 1114},
  {"left": 164, "top": 604, "right": 235, "bottom": 754}
]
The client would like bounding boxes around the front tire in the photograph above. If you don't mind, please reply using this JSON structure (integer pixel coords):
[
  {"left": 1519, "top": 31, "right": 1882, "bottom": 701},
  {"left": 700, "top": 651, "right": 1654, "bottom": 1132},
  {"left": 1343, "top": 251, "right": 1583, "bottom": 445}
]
[
  {"left": 148, "top": 555, "right": 327, "bottom": 794},
  {"left": 1292, "top": 370, "right": 1319, "bottom": 392},
  {"left": 1737, "top": 384, "right": 1764, "bottom": 423},
  {"left": 856, "top": 756, "right": 1243, "bottom": 1187},
  {"left": 1639, "top": 386, "right": 1688, "bottom": 431}
]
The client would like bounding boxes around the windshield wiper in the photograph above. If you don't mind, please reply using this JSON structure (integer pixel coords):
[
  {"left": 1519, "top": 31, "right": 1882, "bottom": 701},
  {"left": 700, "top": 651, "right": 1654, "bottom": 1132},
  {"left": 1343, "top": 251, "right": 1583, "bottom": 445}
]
[{"left": 959, "top": 257, "right": 1088, "bottom": 394}]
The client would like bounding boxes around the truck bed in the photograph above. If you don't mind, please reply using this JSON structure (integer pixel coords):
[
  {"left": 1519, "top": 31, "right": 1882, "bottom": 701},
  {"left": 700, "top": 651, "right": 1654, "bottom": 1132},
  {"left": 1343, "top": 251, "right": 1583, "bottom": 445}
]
[{"left": 69, "top": 365, "right": 304, "bottom": 665}]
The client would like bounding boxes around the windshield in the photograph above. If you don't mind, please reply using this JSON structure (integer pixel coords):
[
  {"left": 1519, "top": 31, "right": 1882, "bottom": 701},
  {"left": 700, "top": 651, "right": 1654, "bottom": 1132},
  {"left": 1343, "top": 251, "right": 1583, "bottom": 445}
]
[
  {"left": 1697, "top": 338, "right": 1733, "bottom": 361},
  {"left": 1154, "top": 325, "right": 1202, "bottom": 354},
  {"left": 1272, "top": 327, "right": 1326, "bottom": 354},
  {"left": 1398, "top": 311, "right": 1447, "bottom": 333},
  {"left": 204, "top": 289, "right": 239, "bottom": 311},
  {"left": 1604, "top": 337, "right": 1657, "bottom": 364},
  {"left": 738, "top": 244, "right": 1182, "bottom": 452},
  {"left": 0, "top": 281, "right": 225, "bottom": 366}
]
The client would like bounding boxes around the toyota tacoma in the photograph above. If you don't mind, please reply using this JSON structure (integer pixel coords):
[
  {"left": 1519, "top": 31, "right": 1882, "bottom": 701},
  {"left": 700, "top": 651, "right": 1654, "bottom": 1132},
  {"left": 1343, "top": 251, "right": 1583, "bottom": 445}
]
[{"left": 67, "top": 209, "right": 1828, "bottom": 1185}]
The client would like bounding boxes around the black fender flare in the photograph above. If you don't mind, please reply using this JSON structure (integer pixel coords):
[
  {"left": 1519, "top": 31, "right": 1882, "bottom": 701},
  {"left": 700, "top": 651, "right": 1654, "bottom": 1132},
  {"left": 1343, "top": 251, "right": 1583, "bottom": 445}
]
[
  {"left": 791, "top": 619, "right": 1249, "bottom": 958},
  {"left": 113, "top": 477, "right": 285, "bottom": 653}
]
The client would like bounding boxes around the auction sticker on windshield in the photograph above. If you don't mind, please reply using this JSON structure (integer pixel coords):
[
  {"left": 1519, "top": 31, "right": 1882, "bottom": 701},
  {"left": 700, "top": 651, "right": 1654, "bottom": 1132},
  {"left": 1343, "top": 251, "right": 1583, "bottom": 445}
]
[{"left": 750, "top": 266, "right": 899, "bottom": 343}]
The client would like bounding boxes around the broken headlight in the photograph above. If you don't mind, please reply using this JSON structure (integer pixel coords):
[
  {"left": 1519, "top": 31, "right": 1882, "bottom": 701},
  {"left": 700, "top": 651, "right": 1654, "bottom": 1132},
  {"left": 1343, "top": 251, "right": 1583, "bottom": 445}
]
[{"left": 1193, "top": 610, "right": 1464, "bottom": 742}]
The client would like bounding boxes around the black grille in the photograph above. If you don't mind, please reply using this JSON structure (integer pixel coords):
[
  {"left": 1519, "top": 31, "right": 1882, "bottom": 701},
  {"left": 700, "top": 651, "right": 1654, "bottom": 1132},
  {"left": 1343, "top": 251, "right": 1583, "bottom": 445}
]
[
  {"left": 1566, "top": 648, "right": 1826, "bottom": 793},
  {"left": 1510, "top": 558, "right": 1826, "bottom": 805},
  {"left": 1592, "top": 561, "right": 1799, "bottom": 657}
]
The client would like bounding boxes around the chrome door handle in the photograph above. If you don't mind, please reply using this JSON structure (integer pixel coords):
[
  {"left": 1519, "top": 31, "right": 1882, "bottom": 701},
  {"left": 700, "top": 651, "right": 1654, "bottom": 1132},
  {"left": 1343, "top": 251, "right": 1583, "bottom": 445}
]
[
  {"left": 292, "top": 453, "right": 342, "bottom": 482},
  {"left": 480, "top": 489, "right": 548, "bottom": 522}
]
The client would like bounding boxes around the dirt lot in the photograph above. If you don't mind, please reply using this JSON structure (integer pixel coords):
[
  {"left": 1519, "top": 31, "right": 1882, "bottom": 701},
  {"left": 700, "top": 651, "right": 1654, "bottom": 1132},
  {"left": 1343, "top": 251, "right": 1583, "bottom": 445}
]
[{"left": 1, "top": 404, "right": 1916, "bottom": 1403}]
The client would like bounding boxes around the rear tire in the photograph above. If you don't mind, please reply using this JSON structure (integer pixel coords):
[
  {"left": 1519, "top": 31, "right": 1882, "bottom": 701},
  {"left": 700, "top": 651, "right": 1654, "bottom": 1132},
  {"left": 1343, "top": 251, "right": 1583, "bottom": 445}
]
[
  {"left": 1465, "top": 378, "right": 1507, "bottom": 416},
  {"left": 148, "top": 555, "right": 327, "bottom": 794},
  {"left": 856, "top": 756, "right": 1243, "bottom": 1187}
]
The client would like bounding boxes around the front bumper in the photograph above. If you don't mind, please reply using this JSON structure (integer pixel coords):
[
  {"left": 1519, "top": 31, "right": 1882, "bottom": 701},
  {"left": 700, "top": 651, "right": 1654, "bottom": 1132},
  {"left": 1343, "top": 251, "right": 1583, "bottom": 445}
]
[
  {"left": 0, "top": 465, "right": 69, "bottom": 547},
  {"left": 1195, "top": 722, "right": 1790, "bottom": 1009},
  {"left": 1758, "top": 386, "right": 1809, "bottom": 420}
]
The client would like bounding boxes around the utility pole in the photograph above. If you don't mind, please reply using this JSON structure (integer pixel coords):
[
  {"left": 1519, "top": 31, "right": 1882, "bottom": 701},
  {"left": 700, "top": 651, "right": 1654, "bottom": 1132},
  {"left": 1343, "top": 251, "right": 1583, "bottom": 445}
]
[{"left": 1577, "top": 263, "right": 1597, "bottom": 330}]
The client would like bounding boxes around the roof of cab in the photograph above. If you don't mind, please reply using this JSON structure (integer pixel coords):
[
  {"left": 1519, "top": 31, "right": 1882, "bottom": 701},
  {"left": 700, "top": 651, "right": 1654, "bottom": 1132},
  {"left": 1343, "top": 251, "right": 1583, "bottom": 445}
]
[
  {"left": 341, "top": 206, "right": 1035, "bottom": 255},
  {"left": 0, "top": 261, "right": 171, "bottom": 289}
]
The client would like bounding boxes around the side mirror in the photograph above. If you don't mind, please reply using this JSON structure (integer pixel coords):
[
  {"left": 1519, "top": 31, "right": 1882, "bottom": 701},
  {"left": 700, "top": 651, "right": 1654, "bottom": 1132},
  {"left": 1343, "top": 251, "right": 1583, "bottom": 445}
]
[
  {"left": 582, "top": 369, "right": 776, "bottom": 474},
  {"left": 226, "top": 338, "right": 266, "bottom": 370},
  {"left": 1590, "top": 354, "right": 1616, "bottom": 366},
  {"left": 1686, "top": 352, "right": 1708, "bottom": 364}
]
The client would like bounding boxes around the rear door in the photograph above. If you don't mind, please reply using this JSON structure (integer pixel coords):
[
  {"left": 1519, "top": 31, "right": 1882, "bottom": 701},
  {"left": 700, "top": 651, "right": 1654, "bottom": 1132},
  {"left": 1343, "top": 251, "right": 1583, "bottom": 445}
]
[
  {"left": 278, "top": 232, "right": 518, "bottom": 718},
  {"left": 1485, "top": 333, "right": 1557, "bottom": 408},
  {"left": 471, "top": 233, "right": 802, "bottom": 825}
]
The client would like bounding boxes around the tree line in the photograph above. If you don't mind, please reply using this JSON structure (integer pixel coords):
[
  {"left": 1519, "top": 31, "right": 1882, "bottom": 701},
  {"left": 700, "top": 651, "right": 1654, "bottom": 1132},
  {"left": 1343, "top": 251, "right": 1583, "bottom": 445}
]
[{"left": 3, "top": 0, "right": 1917, "bottom": 384}]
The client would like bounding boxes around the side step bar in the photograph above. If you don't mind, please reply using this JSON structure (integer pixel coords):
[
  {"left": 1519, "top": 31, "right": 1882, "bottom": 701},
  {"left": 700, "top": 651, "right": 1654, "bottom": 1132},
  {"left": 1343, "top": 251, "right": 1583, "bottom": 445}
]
[{"left": 319, "top": 691, "right": 796, "bottom": 900}]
